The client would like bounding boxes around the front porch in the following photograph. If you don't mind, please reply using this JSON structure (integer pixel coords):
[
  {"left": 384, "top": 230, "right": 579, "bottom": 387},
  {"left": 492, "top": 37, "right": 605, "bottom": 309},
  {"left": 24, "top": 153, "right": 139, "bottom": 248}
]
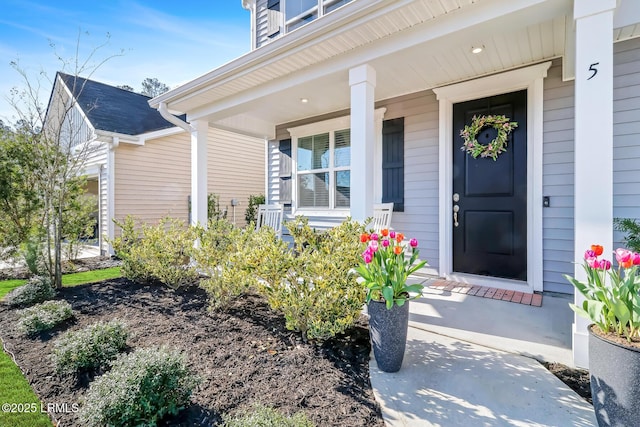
[
  {"left": 415, "top": 279, "right": 573, "bottom": 366},
  {"left": 368, "top": 279, "right": 589, "bottom": 426},
  {"left": 149, "top": 0, "right": 640, "bottom": 369}
]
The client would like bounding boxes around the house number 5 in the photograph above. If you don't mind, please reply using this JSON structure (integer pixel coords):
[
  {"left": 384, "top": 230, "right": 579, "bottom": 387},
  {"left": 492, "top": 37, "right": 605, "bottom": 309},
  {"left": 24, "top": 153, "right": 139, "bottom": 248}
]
[{"left": 587, "top": 62, "right": 599, "bottom": 80}]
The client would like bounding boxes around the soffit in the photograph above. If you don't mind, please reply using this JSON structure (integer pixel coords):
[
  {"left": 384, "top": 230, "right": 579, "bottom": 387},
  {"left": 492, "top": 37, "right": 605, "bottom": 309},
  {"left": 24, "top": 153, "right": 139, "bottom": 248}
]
[
  {"left": 158, "top": 0, "right": 588, "bottom": 137},
  {"left": 164, "top": 0, "right": 489, "bottom": 113}
]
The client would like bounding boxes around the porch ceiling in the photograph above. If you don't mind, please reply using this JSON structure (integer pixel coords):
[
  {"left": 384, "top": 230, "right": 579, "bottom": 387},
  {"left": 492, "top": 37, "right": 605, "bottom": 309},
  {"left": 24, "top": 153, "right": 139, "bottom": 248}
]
[{"left": 153, "top": 0, "right": 578, "bottom": 138}]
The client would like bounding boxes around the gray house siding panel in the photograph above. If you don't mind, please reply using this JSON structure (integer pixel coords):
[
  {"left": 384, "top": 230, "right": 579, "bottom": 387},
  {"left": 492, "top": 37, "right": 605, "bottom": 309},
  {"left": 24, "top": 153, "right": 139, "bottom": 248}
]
[
  {"left": 255, "top": 0, "right": 270, "bottom": 49},
  {"left": 385, "top": 92, "right": 440, "bottom": 271},
  {"left": 614, "top": 38, "right": 640, "bottom": 249},
  {"left": 542, "top": 61, "right": 575, "bottom": 294}
]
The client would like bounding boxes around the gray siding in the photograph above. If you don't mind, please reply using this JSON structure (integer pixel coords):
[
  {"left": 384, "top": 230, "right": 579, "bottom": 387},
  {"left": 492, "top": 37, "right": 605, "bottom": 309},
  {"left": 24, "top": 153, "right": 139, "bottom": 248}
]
[
  {"left": 383, "top": 92, "right": 440, "bottom": 271},
  {"left": 614, "top": 38, "right": 640, "bottom": 248},
  {"left": 255, "top": 0, "right": 270, "bottom": 49},
  {"left": 542, "top": 61, "right": 575, "bottom": 294}
]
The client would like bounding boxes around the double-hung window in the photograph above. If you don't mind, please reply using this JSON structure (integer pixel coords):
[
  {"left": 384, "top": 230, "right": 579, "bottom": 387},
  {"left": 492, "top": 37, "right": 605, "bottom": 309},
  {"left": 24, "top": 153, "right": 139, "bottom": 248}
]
[
  {"left": 268, "top": 0, "right": 354, "bottom": 35},
  {"left": 294, "top": 125, "right": 351, "bottom": 210}
]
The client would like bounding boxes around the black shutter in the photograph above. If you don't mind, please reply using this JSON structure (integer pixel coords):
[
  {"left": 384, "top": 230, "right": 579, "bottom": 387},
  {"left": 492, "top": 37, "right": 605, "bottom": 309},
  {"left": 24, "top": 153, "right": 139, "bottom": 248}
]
[
  {"left": 278, "top": 139, "right": 292, "bottom": 206},
  {"left": 382, "top": 118, "right": 404, "bottom": 212}
]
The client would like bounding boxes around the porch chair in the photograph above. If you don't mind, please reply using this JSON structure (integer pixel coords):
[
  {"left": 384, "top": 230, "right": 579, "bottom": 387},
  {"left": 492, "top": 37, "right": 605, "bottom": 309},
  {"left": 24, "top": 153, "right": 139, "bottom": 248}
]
[
  {"left": 255, "top": 204, "right": 284, "bottom": 238},
  {"left": 371, "top": 203, "right": 394, "bottom": 232}
]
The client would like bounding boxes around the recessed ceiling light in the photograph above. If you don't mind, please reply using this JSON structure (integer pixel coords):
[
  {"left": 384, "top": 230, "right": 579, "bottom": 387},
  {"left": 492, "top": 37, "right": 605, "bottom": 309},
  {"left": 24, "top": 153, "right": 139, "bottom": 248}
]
[
  {"left": 471, "top": 46, "right": 484, "bottom": 54},
  {"left": 300, "top": 98, "right": 309, "bottom": 103}
]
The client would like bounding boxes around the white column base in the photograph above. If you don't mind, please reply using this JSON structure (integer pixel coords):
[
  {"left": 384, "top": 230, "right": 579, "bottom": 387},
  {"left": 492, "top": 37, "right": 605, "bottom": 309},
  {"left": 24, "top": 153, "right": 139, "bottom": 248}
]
[{"left": 572, "top": 323, "right": 589, "bottom": 369}]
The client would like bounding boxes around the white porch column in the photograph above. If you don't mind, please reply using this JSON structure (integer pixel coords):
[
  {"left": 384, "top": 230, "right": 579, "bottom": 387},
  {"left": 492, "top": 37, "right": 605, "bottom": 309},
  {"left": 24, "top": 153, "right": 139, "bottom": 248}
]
[
  {"left": 349, "top": 64, "right": 376, "bottom": 222},
  {"left": 572, "top": 0, "right": 616, "bottom": 368},
  {"left": 191, "top": 119, "right": 209, "bottom": 227}
]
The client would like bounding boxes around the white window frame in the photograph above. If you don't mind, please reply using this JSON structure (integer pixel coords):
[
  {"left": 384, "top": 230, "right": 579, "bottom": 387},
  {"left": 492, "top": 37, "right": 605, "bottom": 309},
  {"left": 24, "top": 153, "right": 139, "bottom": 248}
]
[
  {"left": 288, "top": 115, "right": 351, "bottom": 216},
  {"left": 276, "top": 0, "right": 353, "bottom": 35}
]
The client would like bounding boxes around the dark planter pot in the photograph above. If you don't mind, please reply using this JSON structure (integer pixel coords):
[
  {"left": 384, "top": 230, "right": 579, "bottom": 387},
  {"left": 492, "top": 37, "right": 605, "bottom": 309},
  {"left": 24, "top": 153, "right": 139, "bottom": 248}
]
[
  {"left": 368, "top": 299, "right": 409, "bottom": 373},
  {"left": 588, "top": 325, "right": 640, "bottom": 427}
]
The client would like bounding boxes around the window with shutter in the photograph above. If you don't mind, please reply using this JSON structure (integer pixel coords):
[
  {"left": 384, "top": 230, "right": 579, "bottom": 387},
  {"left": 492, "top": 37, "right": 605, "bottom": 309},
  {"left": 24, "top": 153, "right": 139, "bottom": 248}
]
[
  {"left": 295, "top": 128, "right": 350, "bottom": 210},
  {"left": 382, "top": 118, "right": 404, "bottom": 212}
]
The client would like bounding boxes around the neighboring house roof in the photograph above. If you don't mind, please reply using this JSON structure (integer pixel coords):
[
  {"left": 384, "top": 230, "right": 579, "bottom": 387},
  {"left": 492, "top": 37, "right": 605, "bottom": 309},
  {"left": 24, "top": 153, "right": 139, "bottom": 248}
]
[{"left": 57, "top": 72, "right": 177, "bottom": 135}]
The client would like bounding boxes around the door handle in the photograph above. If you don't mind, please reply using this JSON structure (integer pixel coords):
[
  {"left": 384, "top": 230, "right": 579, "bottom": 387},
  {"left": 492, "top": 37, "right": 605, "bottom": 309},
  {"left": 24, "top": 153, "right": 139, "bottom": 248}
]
[{"left": 453, "top": 205, "right": 459, "bottom": 227}]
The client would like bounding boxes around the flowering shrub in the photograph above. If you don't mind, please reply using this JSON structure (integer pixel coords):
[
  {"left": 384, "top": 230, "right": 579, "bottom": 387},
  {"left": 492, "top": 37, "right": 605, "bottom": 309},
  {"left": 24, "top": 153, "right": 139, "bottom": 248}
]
[
  {"left": 258, "top": 217, "right": 367, "bottom": 341},
  {"left": 111, "top": 216, "right": 198, "bottom": 288},
  {"left": 356, "top": 229, "right": 427, "bottom": 309},
  {"left": 52, "top": 320, "right": 129, "bottom": 375},
  {"left": 16, "top": 300, "right": 73, "bottom": 336},
  {"left": 194, "top": 220, "right": 266, "bottom": 310},
  {"left": 222, "top": 404, "right": 314, "bottom": 427},
  {"left": 81, "top": 347, "right": 198, "bottom": 427},
  {"left": 566, "top": 245, "right": 640, "bottom": 340}
]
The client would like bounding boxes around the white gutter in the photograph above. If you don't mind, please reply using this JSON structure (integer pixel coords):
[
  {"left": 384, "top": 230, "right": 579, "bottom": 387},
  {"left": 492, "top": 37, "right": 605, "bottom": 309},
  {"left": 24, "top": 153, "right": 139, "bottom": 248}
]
[{"left": 158, "top": 102, "right": 192, "bottom": 132}]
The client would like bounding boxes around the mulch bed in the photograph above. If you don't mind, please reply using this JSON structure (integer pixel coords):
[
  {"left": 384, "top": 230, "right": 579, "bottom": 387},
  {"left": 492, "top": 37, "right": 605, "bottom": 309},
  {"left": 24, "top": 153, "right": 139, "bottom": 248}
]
[
  {"left": 1, "top": 256, "right": 594, "bottom": 424},
  {"left": 543, "top": 362, "right": 591, "bottom": 404},
  {"left": 0, "top": 278, "right": 384, "bottom": 426}
]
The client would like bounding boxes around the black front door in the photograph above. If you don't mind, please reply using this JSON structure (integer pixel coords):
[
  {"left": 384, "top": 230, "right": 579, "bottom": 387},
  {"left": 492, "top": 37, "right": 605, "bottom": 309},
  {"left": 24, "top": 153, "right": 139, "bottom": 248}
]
[{"left": 452, "top": 90, "right": 527, "bottom": 280}]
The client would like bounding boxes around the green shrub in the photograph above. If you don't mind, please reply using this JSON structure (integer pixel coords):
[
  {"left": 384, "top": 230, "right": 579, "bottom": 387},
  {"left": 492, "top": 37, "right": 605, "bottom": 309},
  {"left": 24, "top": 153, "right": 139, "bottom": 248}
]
[
  {"left": 223, "top": 404, "right": 314, "bottom": 427},
  {"left": 80, "top": 347, "right": 198, "bottom": 427},
  {"left": 111, "top": 216, "right": 198, "bottom": 288},
  {"left": 244, "top": 194, "right": 265, "bottom": 225},
  {"left": 16, "top": 300, "right": 73, "bottom": 336},
  {"left": 52, "top": 320, "right": 129, "bottom": 374},
  {"left": 615, "top": 218, "right": 640, "bottom": 253},
  {"left": 208, "top": 193, "right": 228, "bottom": 221},
  {"left": 4, "top": 275, "right": 55, "bottom": 308},
  {"left": 194, "top": 219, "right": 265, "bottom": 310},
  {"left": 21, "top": 235, "right": 43, "bottom": 275},
  {"left": 258, "top": 217, "right": 367, "bottom": 341}
]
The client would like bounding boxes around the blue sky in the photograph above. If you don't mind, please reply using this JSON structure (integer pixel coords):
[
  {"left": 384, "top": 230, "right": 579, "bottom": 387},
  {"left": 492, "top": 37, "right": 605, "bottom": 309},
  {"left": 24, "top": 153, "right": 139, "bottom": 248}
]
[{"left": 0, "top": 0, "right": 251, "bottom": 123}]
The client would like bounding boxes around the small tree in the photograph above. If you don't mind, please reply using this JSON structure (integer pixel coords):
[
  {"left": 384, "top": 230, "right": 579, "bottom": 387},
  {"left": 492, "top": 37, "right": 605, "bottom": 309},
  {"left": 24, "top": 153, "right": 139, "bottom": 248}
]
[
  {"left": 63, "top": 189, "right": 97, "bottom": 261},
  {"left": 0, "top": 128, "right": 43, "bottom": 260},
  {"left": 140, "top": 77, "right": 169, "bottom": 97},
  {"left": 6, "top": 31, "right": 123, "bottom": 287},
  {"left": 245, "top": 194, "right": 265, "bottom": 225}
]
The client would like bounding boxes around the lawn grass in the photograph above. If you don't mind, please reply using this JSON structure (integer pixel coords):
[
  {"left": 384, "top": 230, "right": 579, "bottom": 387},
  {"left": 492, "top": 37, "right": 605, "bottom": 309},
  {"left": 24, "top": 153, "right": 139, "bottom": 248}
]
[
  {"left": 0, "top": 349, "right": 52, "bottom": 427},
  {"left": 0, "top": 279, "right": 27, "bottom": 299},
  {"left": 60, "top": 267, "right": 121, "bottom": 287},
  {"left": 0, "top": 267, "right": 122, "bottom": 299}
]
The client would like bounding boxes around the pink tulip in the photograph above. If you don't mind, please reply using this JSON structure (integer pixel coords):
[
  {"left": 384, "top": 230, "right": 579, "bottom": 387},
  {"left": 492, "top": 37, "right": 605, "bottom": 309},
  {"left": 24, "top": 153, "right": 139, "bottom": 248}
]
[
  {"left": 389, "top": 231, "right": 396, "bottom": 238},
  {"left": 369, "top": 240, "right": 379, "bottom": 252},
  {"left": 370, "top": 233, "right": 379, "bottom": 241},
  {"left": 381, "top": 239, "right": 390, "bottom": 248},
  {"left": 601, "top": 259, "right": 612, "bottom": 270},
  {"left": 586, "top": 257, "right": 599, "bottom": 269},
  {"left": 584, "top": 250, "right": 596, "bottom": 260},
  {"left": 410, "top": 238, "right": 418, "bottom": 248},
  {"left": 362, "top": 250, "right": 373, "bottom": 264},
  {"left": 616, "top": 248, "right": 633, "bottom": 264},
  {"left": 633, "top": 253, "right": 640, "bottom": 266}
]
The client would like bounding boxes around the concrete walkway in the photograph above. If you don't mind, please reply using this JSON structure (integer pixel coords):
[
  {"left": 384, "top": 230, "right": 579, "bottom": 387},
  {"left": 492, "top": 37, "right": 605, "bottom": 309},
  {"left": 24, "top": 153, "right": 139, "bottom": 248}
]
[{"left": 369, "top": 286, "right": 597, "bottom": 426}]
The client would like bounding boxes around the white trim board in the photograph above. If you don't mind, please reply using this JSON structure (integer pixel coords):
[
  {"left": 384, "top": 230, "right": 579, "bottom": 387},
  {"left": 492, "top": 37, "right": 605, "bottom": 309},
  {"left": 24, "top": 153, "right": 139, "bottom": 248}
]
[{"left": 433, "top": 61, "right": 551, "bottom": 294}]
